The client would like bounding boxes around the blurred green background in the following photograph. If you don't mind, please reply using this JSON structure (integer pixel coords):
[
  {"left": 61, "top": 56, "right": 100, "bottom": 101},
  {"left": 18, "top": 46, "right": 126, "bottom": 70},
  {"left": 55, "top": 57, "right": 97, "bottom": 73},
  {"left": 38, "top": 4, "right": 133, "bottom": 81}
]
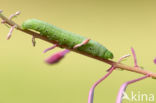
[{"left": 0, "top": 0, "right": 156, "bottom": 103}]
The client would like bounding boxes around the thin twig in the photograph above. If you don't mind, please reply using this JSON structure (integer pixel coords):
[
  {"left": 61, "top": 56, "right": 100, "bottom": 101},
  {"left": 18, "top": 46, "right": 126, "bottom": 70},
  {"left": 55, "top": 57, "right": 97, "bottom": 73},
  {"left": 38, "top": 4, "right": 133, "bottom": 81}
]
[
  {"left": 7, "top": 25, "right": 16, "bottom": 40},
  {"left": 116, "top": 74, "right": 150, "bottom": 103},
  {"left": 0, "top": 12, "right": 156, "bottom": 78},
  {"left": 88, "top": 66, "right": 115, "bottom": 103},
  {"left": 131, "top": 47, "right": 139, "bottom": 67},
  {"left": 88, "top": 55, "right": 130, "bottom": 103},
  {"left": 43, "top": 44, "right": 58, "bottom": 53}
]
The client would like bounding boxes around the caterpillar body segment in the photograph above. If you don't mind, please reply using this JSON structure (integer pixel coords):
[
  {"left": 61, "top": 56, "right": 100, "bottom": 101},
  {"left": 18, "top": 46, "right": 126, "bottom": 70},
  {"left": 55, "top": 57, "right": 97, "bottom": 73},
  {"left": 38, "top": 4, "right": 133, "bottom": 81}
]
[{"left": 22, "top": 19, "right": 113, "bottom": 59}]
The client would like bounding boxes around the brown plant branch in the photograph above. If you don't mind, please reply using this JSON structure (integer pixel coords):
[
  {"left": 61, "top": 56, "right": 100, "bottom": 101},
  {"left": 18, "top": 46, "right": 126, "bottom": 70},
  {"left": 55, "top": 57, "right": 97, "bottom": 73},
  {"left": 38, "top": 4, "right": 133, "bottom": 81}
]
[{"left": 0, "top": 12, "right": 156, "bottom": 79}]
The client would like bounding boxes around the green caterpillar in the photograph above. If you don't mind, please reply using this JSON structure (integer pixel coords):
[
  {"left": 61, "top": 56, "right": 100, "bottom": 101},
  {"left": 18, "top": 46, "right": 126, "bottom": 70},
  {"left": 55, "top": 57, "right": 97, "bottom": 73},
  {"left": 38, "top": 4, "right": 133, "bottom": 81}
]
[{"left": 22, "top": 19, "right": 113, "bottom": 59}]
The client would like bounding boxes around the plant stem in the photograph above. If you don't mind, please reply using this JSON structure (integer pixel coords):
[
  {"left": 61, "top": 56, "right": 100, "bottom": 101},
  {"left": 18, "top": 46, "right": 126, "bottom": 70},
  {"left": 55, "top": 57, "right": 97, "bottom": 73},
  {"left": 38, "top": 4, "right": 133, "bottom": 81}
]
[
  {"left": 0, "top": 13, "right": 156, "bottom": 78},
  {"left": 116, "top": 74, "right": 150, "bottom": 103}
]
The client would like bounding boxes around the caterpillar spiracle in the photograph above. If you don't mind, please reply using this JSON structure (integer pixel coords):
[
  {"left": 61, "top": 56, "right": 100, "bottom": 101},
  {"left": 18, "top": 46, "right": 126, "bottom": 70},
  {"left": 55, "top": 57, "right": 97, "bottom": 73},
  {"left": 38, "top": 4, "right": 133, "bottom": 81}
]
[{"left": 22, "top": 19, "right": 113, "bottom": 59}]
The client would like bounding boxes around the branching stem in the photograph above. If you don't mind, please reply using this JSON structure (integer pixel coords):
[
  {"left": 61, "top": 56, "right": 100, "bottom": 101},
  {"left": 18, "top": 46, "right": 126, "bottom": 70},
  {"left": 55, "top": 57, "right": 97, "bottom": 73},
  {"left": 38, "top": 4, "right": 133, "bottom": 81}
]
[{"left": 0, "top": 13, "right": 156, "bottom": 78}]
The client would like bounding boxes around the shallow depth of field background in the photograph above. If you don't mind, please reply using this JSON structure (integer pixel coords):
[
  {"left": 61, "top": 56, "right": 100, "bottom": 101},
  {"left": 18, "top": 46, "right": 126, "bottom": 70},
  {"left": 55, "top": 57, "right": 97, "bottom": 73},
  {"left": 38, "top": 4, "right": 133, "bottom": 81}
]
[{"left": 0, "top": 0, "right": 156, "bottom": 103}]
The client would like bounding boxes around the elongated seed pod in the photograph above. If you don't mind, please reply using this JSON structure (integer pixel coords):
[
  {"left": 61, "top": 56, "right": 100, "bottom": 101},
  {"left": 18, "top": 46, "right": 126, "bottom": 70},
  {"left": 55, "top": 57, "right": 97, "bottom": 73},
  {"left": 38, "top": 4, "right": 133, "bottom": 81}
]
[{"left": 22, "top": 19, "right": 113, "bottom": 59}]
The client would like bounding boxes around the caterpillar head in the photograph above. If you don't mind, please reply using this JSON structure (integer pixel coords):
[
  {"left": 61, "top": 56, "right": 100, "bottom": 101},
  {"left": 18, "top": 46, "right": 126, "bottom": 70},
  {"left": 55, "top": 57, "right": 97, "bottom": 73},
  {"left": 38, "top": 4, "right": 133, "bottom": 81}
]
[{"left": 104, "top": 51, "right": 114, "bottom": 59}]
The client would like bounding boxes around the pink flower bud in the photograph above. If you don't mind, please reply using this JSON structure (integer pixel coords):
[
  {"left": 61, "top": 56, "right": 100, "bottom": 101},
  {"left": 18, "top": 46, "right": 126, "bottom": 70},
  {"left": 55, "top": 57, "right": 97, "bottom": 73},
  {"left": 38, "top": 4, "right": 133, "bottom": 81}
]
[
  {"left": 154, "top": 58, "right": 156, "bottom": 64},
  {"left": 45, "top": 49, "right": 70, "bottom": 64}
]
